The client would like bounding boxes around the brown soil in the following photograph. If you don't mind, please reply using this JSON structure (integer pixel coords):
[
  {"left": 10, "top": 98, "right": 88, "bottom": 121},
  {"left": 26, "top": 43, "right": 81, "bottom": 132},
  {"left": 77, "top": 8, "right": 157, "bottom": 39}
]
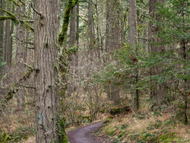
[{"left": 67, "top": 121, "right": 116, "bottom": 143}]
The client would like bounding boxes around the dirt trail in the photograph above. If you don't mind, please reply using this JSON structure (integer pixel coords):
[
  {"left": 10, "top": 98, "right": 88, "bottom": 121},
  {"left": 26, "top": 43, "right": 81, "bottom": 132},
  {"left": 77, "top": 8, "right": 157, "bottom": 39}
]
[{"left": 67, "top": 121, "right": 115, "bottom": 143}]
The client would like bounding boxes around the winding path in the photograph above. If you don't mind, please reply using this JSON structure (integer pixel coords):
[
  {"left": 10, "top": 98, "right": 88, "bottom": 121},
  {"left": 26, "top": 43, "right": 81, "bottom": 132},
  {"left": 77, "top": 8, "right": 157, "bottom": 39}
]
[{"left": 67, "top": 121, "right": 115, "bottom": 143}]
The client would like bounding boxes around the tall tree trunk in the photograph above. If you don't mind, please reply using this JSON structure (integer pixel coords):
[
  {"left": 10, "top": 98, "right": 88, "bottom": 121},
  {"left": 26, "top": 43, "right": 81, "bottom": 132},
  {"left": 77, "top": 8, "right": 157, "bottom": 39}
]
[
  {"left": 105, "top": 0, "right": 110, "bottom": 55},
  {"left": 34, "top": 0, "right": 68, "bottom": 142},
  {"left": 149, "top": 0, "right": 157, "bottom": 108},
  {"left": 16, "top": 3, "right": 26, "bottom": 110},
  {"left": 75, "top": 3, "right": 79, "bottom": 87},
  {"left": 149, "top": 0, "right": 165, "bottom": 110},
  {"left": 0, "top": 0, "right": 4, "bottom": 75},
  {"left": 105, "top": 0, "right": 120, "bottom": 105},
  {"left": 10, "top": 6, "right": 14, "bottom": 66},
  {"left": 129, "top": 0, "right": 138, "bottom": 111},
  {"left": 70, "top": 5, "right": 76, "bottom": 47},
  {"left": 76, "top": 3, "right": 79, "bottom": 48},
  {"left": 0, "top": 0, "right": 3, "bottom": 57},
  {"left": 68, "top": 4, "right": 76, "bottom": 95},
  {"left": 4, "top": 3, "right": 11, "bottom": 66}
]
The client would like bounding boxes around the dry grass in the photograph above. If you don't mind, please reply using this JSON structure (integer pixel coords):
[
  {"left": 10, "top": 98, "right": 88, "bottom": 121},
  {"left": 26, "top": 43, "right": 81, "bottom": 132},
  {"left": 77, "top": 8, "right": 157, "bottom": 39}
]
[
  {"left": 99, "top": 108, "right": 190, "bottom": 142},
  {"left": 0, "top": 96, "right": 35, "bottom": 142},
  {"left": 23, "top": 136, "right": 36, "bottom": 143}
]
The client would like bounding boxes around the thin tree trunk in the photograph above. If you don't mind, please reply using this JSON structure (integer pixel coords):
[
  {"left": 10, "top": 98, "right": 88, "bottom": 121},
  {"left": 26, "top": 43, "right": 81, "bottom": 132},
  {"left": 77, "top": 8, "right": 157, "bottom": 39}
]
[
  {"left": 70, "top": 5, "right": 76, "bottom": 47},
  {"left": 149, "top": 0, "right": 157, "bottom": 109},
  {"left": 76, "top": 3, "right": 79, "bottom": 48},
  {"left": 9, "top": 6, "right": 14, "bottom": 66},
  {"left": 4, "top": 4, "right": 11, "bottom": 66},
  {"left": 75, "top": 3, "right": 79, "bottom": 85},
  {"left": 0, "top": 0, "right": 4, "bottom": 58},
  {"left": 149, "top": 0, "right": 166, "bottom": 110},
  {"left": 105, "top": 0, "right": 110, "bottom": 55},
  {"left": 0, "top": 0, "right": 4, "bottom": 75},
  {"left": 16, "top": 3, "right": 26, "bottom": 110},
  {"left": 129, "top": 0, "right": 138, "bottom": 111},
  {"left": 68, "top": 4, "right": 76, "bottom": 94}
]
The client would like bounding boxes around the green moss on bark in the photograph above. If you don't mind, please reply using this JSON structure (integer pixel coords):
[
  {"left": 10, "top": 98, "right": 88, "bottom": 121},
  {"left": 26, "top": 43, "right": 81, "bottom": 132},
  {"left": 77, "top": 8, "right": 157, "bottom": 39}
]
[
  {"left": 20, "top": 20, "right": 34, "bottom": 32},
  {"left": 0, "top": 16, "right": 13, "bottom": 21},
  {"left": 58, "top": 0, "right": 78, "bottom": 46},
  {"left": 55, "top": 117, "right": 69, "bottom": 143},
  {"left": 12, "top": 0, "right": 21, "bottom": 6},
  {"left": 0, "top": 9, "right": 34, "bottom": 32}
]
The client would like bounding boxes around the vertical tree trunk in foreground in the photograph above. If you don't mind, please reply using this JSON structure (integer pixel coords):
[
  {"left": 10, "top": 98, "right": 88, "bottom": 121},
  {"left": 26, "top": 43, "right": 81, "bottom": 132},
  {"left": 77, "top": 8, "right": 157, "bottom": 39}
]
[{"left": 34, "top": 0, "right": 68, "bottom": 142}]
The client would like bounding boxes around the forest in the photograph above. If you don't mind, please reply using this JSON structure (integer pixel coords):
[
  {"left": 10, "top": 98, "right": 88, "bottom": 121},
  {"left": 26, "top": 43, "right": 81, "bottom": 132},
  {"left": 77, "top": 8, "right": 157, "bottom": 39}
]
[{"left": 0, "top": 0, "right": 190, "bottom": 142}]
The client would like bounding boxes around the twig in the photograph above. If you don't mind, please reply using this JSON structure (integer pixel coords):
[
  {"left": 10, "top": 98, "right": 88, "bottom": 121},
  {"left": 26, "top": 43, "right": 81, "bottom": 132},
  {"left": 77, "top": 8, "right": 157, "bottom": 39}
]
[
  {"left": 24, "top": 63, "right": 34, "bottom": 70},
  {"left": 130, "top": 107, "right": 137, "bottom": 115},
  {"left": 17, "top": 83, "right": 36, "bottom": 89},
  {"left": 15, "top": 36, "right": 34, "bottom": 45},
  {"left": 31, "top": 3, "right": 44, "bottom": 18},
  {"left": 137, "top": 38, "right": 148, "bottom": 41}
]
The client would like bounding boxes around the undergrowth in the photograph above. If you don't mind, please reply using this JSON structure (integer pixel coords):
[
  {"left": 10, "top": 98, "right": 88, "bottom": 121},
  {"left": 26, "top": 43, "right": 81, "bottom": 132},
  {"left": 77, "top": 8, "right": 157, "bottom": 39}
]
[
  {"left": 97, "top": 110, "right": 190, "bottom": 143},
  {"left": 0, "top": 125, "right": 35, "bottom": 143}
]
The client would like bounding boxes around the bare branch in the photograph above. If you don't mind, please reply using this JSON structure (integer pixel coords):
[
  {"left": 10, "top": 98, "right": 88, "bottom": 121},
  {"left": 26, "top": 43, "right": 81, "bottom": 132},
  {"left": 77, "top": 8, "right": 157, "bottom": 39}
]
[
  {"left": 31, "top": 3, "right": 44, "bottom": 18},
  {"left": 15, "top": 36, "right": 34, "bottom": 45},
  {"left": 17, "top": 83, "right": 36, "bottom": 89}
]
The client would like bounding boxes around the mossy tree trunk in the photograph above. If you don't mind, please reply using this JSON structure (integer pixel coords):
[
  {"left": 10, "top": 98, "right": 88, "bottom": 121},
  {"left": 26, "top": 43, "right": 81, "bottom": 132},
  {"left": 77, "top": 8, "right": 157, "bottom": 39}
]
[{"left": 34, "top": 0, "right": 68, "bottom": 142}]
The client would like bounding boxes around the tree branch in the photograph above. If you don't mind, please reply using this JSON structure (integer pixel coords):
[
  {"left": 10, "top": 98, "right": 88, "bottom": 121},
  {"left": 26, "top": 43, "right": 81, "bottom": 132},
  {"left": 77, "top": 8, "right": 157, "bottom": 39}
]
[
  {"left": 5, "top": 67, "right": 34, "bottom": 102},
  {"left": 17, "top": 83, "right": 36, "bottom": 89},
  {"left": 31, "top": 3, "right": 44, "bottom": 18},
  {"left": 0, "top": 9, "right": 34, "bottom": 32},
  {"left": 58, "top": 0, "right": 79, "bottom": 46},
  {"left": 15, "top": 36, "right": 34, "bottom": 45}
]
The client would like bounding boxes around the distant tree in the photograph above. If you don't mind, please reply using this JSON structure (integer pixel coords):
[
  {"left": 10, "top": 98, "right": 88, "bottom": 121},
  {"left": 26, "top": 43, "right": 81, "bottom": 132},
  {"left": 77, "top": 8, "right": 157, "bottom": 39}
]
[
  {"left": 16, "top": 3, "right": 26, "bottom": 110},
  {"left": 4, "top": 1, "right": 11, "bottom": 66},
  {"left": 0, "top": 0, "right": 4, "bottom": 74},
  {"left": 148, "top": 0, "right": 165, "bottom": 110},
  {"left": 129, "top": 0, "right": 138, "bottom": 111}
]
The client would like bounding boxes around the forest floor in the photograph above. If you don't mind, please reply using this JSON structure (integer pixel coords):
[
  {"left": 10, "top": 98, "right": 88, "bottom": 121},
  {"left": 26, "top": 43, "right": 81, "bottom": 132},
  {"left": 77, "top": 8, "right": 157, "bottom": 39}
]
[{"left": 67, "top": 121, "right": 116, "bottom": 143}]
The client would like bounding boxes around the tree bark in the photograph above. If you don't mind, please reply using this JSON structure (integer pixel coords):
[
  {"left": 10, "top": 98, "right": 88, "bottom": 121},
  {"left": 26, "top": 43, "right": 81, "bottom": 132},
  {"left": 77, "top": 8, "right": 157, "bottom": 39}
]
[
  {"left": 70, "top": 5, "right": 76, "bottom": 47},
  {"left": 149, "top": 0, "right": 165, "bottom": 110},
  {"left": 4, "top": 3, "right": 11, "bottom": 66},
  {"left": 0, "top": 0, "right": 4, "bottom": 59},
  {"left": 129, "top": 0, "right": 138, "bottom": 110},
  {"left": 34, "top": 0, "right": 67, "bottom": 142},
  {"left": 69, "top": 4, "right": 76, "bottom": 93},
  {"left": 16, "top": 3, "right": 26, "bottom": 110},
  {"left": 0, "top": 0, "right": 4, "bottom": 76}
]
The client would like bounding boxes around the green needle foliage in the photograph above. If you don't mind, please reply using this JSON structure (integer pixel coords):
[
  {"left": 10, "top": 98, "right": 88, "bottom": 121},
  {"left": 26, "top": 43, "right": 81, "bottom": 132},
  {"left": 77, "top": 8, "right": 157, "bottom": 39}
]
[{"left": 94, "top": 0, "right": 190, "bottom": 124}]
